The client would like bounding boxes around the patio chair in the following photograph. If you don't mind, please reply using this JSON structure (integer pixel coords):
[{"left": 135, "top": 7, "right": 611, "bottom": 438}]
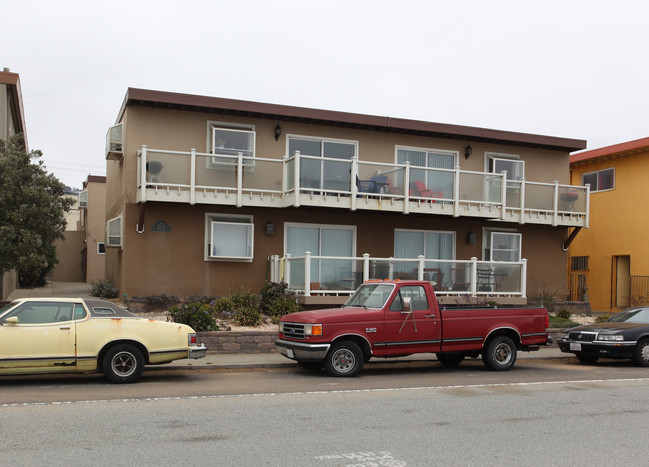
[{"left": 477, "top": 267, "right": 496, "bottom": 292}]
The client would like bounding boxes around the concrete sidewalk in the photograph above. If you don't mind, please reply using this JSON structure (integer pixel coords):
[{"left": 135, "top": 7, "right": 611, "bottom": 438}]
[
  {"left": 6, "top": 281, "right": 93, "bottom": 300},
  {"left": 160, "top": 345, "right": 568, "bottom": 371}
]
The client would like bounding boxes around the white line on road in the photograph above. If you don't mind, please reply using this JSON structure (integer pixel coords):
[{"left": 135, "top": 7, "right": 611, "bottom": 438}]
[{"left": 4, "top": 377, "right": 649, "bottom": 408}]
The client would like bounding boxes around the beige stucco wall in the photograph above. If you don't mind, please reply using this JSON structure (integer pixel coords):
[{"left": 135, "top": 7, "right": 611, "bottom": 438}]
[
  {"left": 84, "top": 180, "right": 107, "bottom": 283},
  {"left": 104, "top": 104, "right": 572, "bottom": 299},
  {"left": 53, "top": 231, "right": 85, "bottom": 281}
]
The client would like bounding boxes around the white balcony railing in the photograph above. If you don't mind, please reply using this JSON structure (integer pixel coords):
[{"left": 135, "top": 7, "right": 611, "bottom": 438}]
[
  {"left": 136, "top": 146, "right": 589, "bottom": 227},
  {"left": 268, "top": 253, "right": 528, "bottom": 299}
]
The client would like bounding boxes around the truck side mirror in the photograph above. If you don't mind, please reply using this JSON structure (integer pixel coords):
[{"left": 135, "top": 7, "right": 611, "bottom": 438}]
[{"left": 402, "top": 296, "right": 412, "bottom": 312}]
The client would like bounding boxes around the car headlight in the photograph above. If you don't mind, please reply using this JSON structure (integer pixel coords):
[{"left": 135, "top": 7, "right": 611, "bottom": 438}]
[
  {"left": 562, "top": 332, "right": 570, "bottom": 339},
  {"left": 597, "top": 334, "right": 623, "bottom": 341},
  {"left": 304, "top": 324, "right": 322, "bottom": 336}
]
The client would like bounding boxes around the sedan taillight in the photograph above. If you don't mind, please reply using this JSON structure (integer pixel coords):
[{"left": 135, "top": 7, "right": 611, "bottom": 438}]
[{"left": 188, "top": 333, "right": 198, "bottom": 345}]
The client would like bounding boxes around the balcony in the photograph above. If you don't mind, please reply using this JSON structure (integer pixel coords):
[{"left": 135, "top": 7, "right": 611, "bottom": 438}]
[
  {"left": 268, "top": 253, "right": 528, "bottom": 305},
  {"left": 136, "top": 146, "right": 589, "bottom": 227}
]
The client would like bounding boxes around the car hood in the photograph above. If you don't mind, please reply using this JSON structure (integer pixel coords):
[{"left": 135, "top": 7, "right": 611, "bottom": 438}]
[
  {"left": 281, "top": 307, "right": 380, "bottom": 324},
  {"left": 565, "top": 322, "right": 648, "bottom": 333}
]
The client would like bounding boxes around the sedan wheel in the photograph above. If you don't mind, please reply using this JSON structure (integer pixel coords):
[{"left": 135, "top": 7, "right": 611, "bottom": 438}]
[
  {"left": 103, "top": 344, "right": 145, "bottom": 383},
  {"left": 633, "top": 339, "right": 649, "bottom": 367}
]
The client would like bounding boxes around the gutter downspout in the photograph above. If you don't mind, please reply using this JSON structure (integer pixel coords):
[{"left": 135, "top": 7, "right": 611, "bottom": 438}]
[
  {"left": 136, "top": 203, "right": 146, "bottom": 234},
  {"left": 561, "top": 226, "right": 581, "bottom": 252}
]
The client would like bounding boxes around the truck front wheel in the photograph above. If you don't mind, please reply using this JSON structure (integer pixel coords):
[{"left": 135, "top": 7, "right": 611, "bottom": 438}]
[
  {"left": 324, "top": 341, "right": 364, "bottom": 377},
  {"left": 482, "top": 336, "right": 517, "bottom": 371}
]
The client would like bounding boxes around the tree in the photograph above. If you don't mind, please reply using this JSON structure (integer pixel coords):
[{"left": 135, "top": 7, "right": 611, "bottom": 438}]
[{"left": 0, "top": 134, "right": 75, "bottom": 286}]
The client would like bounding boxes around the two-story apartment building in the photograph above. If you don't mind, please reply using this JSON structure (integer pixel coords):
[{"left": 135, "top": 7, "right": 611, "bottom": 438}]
[
  {"left": 569, "top": 137, "right": 649, "bottom": 312},
  {"left": 105, "top": 88, "right": 588, "bottom": 305},
  {"left": 1, "top": 68, "right": 27, "bottom": 300}
]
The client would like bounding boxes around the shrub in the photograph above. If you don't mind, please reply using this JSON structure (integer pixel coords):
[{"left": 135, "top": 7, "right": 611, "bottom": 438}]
[
  {"left": 266, "top": 294, "right": 301, "bottom": 323},
  {"left": 90, "top": 278, "right": 119, "bottom": 299},
  {"left": 530, "top": 287, "right": 562, "bottom": 314},
  {"left": 260, "top": 281, "right": 301, "bottom": 323},
  {"left": 211, "top": 296, "right": 236, "bottom": 318},
  {"left": 230, "top": 289, "right": 261, "bottom": 326},
  {"left": 140, "top": 294, "right": 180, "bottom": 311},
  {"left": 596, "top": 314, "right": 611, "bottom": 322},
  {"left": 556, "top": 308, "right": 571, "bottom": 320},
  {"left": 169, "top": 302, "right": 218, "bottom": 332}
]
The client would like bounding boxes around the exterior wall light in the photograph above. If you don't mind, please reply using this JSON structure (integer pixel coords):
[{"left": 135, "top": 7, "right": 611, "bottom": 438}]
[
  {"left": 274, "top": 124, "right": 282, "bottom": 141},
  {"left": 265, "top": 221, "right": 276, "bottom": 235},
  {"left": 464, "top": 144, "right": 472, "bottom": 160}
]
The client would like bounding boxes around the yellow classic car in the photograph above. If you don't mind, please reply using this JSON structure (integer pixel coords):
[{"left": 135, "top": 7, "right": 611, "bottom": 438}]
[{"left": 0, "top": 297, "right": 207, "bottom": 383}]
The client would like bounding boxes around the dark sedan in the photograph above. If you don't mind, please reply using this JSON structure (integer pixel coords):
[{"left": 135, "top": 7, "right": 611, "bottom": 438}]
[{"left": 557, "top": 307, "right": 649, "bottom": 365}]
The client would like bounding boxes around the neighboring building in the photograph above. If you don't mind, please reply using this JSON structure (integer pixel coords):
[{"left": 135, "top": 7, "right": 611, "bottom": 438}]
[
  {"left": 62, "top": 187, "right": 82, "bottom": 231},
  {"left": 53, "top": 175, "right": 107, "bottom": 283},
  {"left": 104, "top": 88, "right": 588, "bottom": 305},
  {"left": 80, "top": 175, "right": 107, "bottom": 283},
  {"left": 569, "top": 137, "right": 649, "bottom": 312},
  {"left": 0, "top": 68, "right": 27, "bottom": 300}
]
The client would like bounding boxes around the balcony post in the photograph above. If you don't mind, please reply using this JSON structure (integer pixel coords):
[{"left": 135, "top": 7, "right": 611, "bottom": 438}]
[
  {"left": 281, "top": 156, "right": 288, "bottom": 203},
  {"left": 403, "top": 161, "right": 410, "bottom": 215},
  {"left": 293, "top": 151, "right": 301, "bottom": 208},
  {"left": 305, "top": 251, "right": 312, "bottom": 296},
  {"left": 500, "top": 170, "right": 507, "bottom": 220},
  {"left": 417, "top": 255, "right": 425, "bottom": 280},
  {"left": 388, "top": 257, "right": 394, "bottom": 280},
  {"left": 469, "top": 257, "right": 478, "bottom": 296},
  {"left": 140, "top": 145, "right": 147, "bottom": 203},
  {"left": 584, "top": 183, "right": 591, "bottom": 228},
  {"left": 363, "top": 253, "right": 370, "bottom": 282},
  {"left": 350, "top": 156, "right": 359, "bottom": 211},
  {"left": 521, "top": 258, "right": 528, "bottom": 298},
  {"left": 453, "top": 164, "right": 460, "bottom": 218},
  {"left": 519, "top": 177, "right": 526, "bottom": 224},
  {"left": 284, "top": 254, "right": 291, "bottom": 287},
  {"left": 552, "top": 180, "right": 559, "bottom": 226},
  {"left": 236, "top": 152, "right": 243, "bottom": 208},
  {"left": 190, "top": 148, "right": 196, "bottom": 205}
]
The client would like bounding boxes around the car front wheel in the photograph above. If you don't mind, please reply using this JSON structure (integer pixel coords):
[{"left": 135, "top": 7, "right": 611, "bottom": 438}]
[
  {"left": 633, "top": 339, "right": 649, "bottom": 367},
  {"left": 324, "top": 341, "right": 364, "bottom": 377},
  {"left": 103, "top": 344, "right": 145, "bottom": 383}
]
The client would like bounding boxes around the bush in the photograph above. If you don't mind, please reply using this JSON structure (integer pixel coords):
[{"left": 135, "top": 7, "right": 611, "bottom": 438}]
[
  {"left": 139, "top": 294, "right": 180, "bottom": 311},
  {"left": 556, "top": 308, "right": 571, "bottom": 320},
  {"left": 230, "top": 289, "right": 261, "bottom": 326},
  {"left": 260, "top": 281, "right": 301, "bottom": 323},
  {"left": 169, "top": 302, "right": 218, "bottom": 332},
  {"left": 211, "top": 296, "right": 236, "bottom": 318},
  {"left": 266, "top": 295, "right": 301, "bottom": 323},
  {"left": 530, "top": 287, "right": 562, "bottom": 314},
  {"left": 596, "top": 314, "right": 611, "bottom": 322},
  {"left": 90, "top": 278, "right": 119, "bottom": 299}
]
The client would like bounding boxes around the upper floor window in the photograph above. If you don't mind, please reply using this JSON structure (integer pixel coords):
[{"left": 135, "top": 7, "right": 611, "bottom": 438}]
[
  {"left": 396, "top": 147, "right": 456, "bottom": 198},
  {"left": 582, "top": 167, "right": 614, "bottom": 192},
  {"left": 288, "top": 136, "right": 357, "bottom": 192},
  {"left": 205, "top": 213, "right": 254, "bottom": 261},
  {"left": 208, "top": 122, "right": 255, "bottom": 167},
  {"left": 487, "top": 153, "right": 524, "bottom": 180}
]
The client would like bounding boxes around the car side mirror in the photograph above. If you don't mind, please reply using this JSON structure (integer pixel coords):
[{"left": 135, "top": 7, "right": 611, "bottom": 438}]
[
  {"left": 402, "top": 296, "right": 412, "bottom": 312},
  {"left": 5, "top": 316, "right": 19, "bottom": 324}
]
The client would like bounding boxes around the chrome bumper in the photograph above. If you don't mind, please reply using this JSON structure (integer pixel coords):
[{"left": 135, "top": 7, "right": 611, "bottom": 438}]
[
  {"left": 189, "top": 344, "right": 208, "bottom": 359},
  {"left": 275, "top": 338, "right": 330, "bottom": 361}
]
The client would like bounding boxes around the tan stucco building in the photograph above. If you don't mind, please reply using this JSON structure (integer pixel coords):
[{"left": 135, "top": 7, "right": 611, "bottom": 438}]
[
  {"left": 104, "top": 88, "right": 588, "bottom": 305},
  {"left": 1, "top": 68, "right": 27, "bottom": 300}
]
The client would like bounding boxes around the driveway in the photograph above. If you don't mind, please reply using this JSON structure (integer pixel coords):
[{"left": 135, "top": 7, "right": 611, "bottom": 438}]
[{"left": 6, "top": 281, "right": 93, "bottom": 300}]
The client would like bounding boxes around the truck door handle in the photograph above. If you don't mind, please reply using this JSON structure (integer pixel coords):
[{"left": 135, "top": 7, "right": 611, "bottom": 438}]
[{"left": 425, "top": 314, "right": 435, "bottom": 318}]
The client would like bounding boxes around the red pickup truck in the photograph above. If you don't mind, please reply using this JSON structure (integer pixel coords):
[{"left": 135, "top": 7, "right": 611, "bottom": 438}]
[{"left": 276, "top": 280, "right": 549, "bottom": 376}]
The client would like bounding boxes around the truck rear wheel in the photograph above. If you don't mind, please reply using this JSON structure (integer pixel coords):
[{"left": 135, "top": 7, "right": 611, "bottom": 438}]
[
  {"left": 482, "top": 336, "right": 517, "bottom": 371},
  {"left": 324, "top": 341, "right": 364, "bottom": 377}
]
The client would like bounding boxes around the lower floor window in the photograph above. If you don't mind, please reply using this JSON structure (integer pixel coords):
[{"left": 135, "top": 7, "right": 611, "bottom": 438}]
[{"left": 206, "top": 214, "right": 253, "bottom": 260}]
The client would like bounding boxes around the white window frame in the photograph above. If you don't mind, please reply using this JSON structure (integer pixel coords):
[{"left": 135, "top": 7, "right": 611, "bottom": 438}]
[
  {"left": 394, "top": 146, "right": 458, "bottom": 167},
  {"left": 79, "top": 190, "right": 88, "bottom": 208},
  {"left": 97, "top": 242, "right": 105, "bottom": 255},
  {"left": 206, "top": 121, "right": 256, "bottom": 168},
  {"left": 105, "top": 214, "right": 123, "bottom": 248},
  {"left": 581, "top": 167, "right": 615, "bottom": 192},
  {"left": 486, "top": 152, "right": 524, "bottom": 180},
  {"left": 482, "top": 228, "right": 521, "bottom": 262},
  {"left": 283, "top": 222, "right": 357, "bottom": 257},
  {"left": 204, "top": 213, "right": 254, "bottom": 262},
  {"left": 393, "top": 228, "right": 456, "bottom": 260}
]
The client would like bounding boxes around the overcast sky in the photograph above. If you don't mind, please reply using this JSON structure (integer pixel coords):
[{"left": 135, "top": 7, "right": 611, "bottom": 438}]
[{"left": 4, "top": 0, "right": 648, "bottom": 189}]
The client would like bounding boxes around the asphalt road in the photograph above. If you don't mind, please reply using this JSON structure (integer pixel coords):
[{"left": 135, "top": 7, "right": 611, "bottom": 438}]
[{"left": 2, "top": 359, "right": 649, "bottom": 466}]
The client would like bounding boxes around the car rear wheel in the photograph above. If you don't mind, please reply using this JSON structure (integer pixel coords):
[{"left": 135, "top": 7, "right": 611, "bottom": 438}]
[
  {"left": 633, "top": 339, "right": 649, "bottom": 367},
  {"left": 324, "top": 341, "right": 364, "bottom": 377},
  {"left": 103, "top": 344, "right": 145, "bottom": 383},
  {"left": 482, "top": 336, "right": 517, "bottom": 371}
]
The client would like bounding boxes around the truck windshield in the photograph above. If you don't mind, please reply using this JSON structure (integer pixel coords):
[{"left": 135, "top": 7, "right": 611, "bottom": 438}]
[{"left": 344, "top": 283, "right": 394, "bottom": 309}]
